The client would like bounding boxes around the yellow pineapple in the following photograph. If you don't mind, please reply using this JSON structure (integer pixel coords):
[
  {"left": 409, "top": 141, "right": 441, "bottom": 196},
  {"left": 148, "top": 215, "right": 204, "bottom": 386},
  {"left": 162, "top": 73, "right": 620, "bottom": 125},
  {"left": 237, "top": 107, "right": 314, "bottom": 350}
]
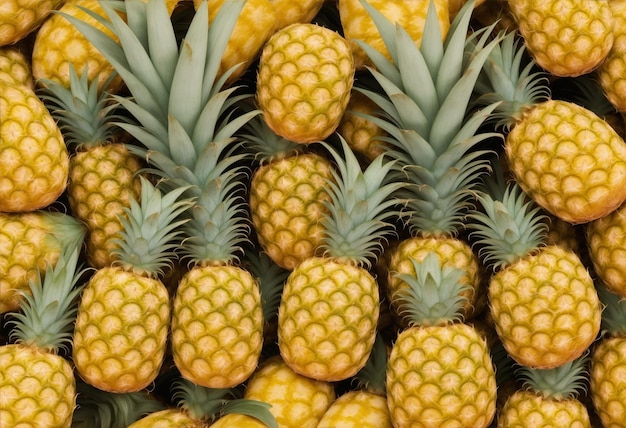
[
  {"left": 508, "top": 0, "right": 613, "bottom": 77},
  {"left": 338, "top": 0, "right": 449, "bottom": 70},
  {"left": 278, "top": 138, "right": 403, "bottom": 382},
  {"left": 38, "top": 64, "right": 143, "bottom": 269},
  {"left": 0, "top": 0, "right": 65, "bottom": 46},
  {"left": 269, "top": 0, "right": 325, "bottom": 30},
  {"left": 0, "top": 211, "right": 85, "bottom": 313},
  {"left": 0, "top": 245, "right": 86, "bottom": 427},
  {"left": 0, "top": 46, "right": 34, "bottom": 89},
  {"left": 476, "top": 31, "right": 626, "bottom": 224},
  {"left": 598, "top": 1, "right": 626, "bottom": 117},
  {"left": 256, "top": 21, "right": 354, "bottom": 143}
]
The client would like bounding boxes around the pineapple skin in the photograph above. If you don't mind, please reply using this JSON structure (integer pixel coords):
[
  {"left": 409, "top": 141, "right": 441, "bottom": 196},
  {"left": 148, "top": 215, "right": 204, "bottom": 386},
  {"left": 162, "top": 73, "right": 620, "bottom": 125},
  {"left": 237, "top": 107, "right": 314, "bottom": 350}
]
[
  {"left": 590, "top": 336, "right": 626, "bottom": 428},
  {"left": 317, "top": 390, "right": 392, "bottom": 428},
  {"left": 249, "top": 152, "right": 333, "bottom": 271},
  {"left": 0, "top": 46, "right": 34, "bottom": 89},
  {"left": 0, "top": 82, "right": 68, "bottom": 212},
  {"left": 171, "top": 265, "right": 263, "bottom": 389},
  {"left": 68, "top": 143, "right": 143, "bottom": 269},
  {"left": 508, "top": 0, "right": 613, "bottom": 77},
  {"left": 211, "top": 413, "right": 268, "bottom": 427},
  {"left": 599, "top": 1, "right": 626, "bottom": 113},
  {"left": 0, "top": 0, "right": 65, "bottom": 46},
  {"left": 269, "top": 0, "right": 325, "bottom": 30},
  {"left": 506, "top": 99, "right": 626, "bottom": 224},
  {"left": 0, "top": 344, "right": 75, "bottom": 427},
  {"left": 256, "top": 22, "right": 354, "bottom": 144},
  {"left": 386, "top": 323, "right": 497, "bottom": 428},
  {"left": 338, "top": 90, "right": 387, "bottom": 162},
  {"left": 277, "top": 256, "right": 379, "bottom": 382},
  {"left": 72, "top": 267, "right": 171, "bottom": 393},
  {"left": 489, "top": 245, "right": 601, "bottom": 369},
  {"left": 497, "top": 390, "right": 591, "bottom": 427},
  {"left": 244, "top": 356, "right": 336, "bottom": 428},
  {"left": 126, "top": 409, "right": 204, "bottom": 428}
]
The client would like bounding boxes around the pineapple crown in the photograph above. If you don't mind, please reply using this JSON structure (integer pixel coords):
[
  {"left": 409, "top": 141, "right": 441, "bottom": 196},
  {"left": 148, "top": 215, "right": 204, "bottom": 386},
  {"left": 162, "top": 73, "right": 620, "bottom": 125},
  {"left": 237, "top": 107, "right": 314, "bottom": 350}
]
[
  {"left": 352, "top": 0, "right": 503, "bottom": 237},
  {"left": 320, "top": 137, "right": 405, "bottom": 268},
  {"left": 8, "top": 246, "right": 88, "bottom": 354},
  {"left": 38, "top": 63, "right": 121, "bottom": 150},
  {"left": 596, "top": 285, "right": 626, "bottom": 337},
  {"left": 516, "top": 355, "right": 590, "bottom": 401},
  {"left": 353, "top": 332, "right": 387, "bottom": 396},
  {"left": 64, "top": 0, "right": 258, "bottom": 265},
  {"left": 241, "top": 113, "right": 306, "bottom": 165},
  {"left": 171, "top": 378, "right": 278, "bottom": 427},
  {"left": 112, "top": 175, "right": 194, "bottom": 277},
  {"left": 242, "top": 246, "right": 288, "bottom": 323},
  {"left": 394, "top": 252, "right": 470, "bottom": 327},
  {"left": 473, "top": 30, "right": 551, "bottom": 130},
  {"left": 468, "top": 173, "right": 549, "bottom": 271}
]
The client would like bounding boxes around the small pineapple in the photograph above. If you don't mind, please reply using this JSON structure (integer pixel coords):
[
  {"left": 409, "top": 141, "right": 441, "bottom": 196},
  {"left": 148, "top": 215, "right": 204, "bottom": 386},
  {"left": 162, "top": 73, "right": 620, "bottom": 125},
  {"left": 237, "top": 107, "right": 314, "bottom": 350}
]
[
  {"left": 386, "top": 252, "right": 497, "bottom": 427},
  {"left": 469, "top": 179, "right": 601, "bottom": 369},
  {"left": 278, "top": 138, "right": 403, "bottom": 382},
  {"left": 0, "top": 0, "right": 64, "bottom": 46},
  {"left": 256, "top": 21, "right": 355, "bottom": 143},
  {"left": 507, "top": 0, "right": 613, "bottom": 77},
  {"left": 0, "top": 245, "right": 86, "bottom": 427}
]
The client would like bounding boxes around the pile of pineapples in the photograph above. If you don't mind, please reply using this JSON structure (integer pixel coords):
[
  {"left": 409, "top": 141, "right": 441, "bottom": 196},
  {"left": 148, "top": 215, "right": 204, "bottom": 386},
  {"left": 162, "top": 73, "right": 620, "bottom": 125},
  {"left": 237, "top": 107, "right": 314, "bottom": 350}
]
[{"left": 3, "top": 0, "right": 626, "bottom": 426}]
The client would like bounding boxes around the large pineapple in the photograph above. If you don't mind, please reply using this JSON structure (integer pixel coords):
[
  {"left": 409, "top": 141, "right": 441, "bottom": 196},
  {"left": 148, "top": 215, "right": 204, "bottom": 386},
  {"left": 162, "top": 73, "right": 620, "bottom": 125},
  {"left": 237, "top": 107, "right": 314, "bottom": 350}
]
[
  {"left": 67, "top": 0, "right": 264, "bottom": 389},
  {"left": 73, "top": 177, "right": 191, "bottom": 393},
  {"left": 0, "top": 211, "right": 85, "bottom": 313},
  {"left": 277, "top": 138, "right": 403, "bottom": 382},
  {"left": 0, "top": 0, "right": 64, "bottom": 46},
  {"left": 38, "top": 64, "right": 143, "bottom": 269},
  {"left": 256, "top": 21, "right": 354, "bottom": 143},
  {"left": 0, "top": 245, "right": 86, "bottom": 427},
  {"left": 354, "top": 0, "right": 500, "bottom": 326},
  {"left": 469, "top": 179, "right": 601, "bottom": 369},
  {"left": 475, "top": 31, "right": 626, "bottom": 224},
  {"left": 386, "top": 252, "right": 497, "bottom": 427},
  {"left": 507, "top": 0, "right": 613, "bottom": 77}
]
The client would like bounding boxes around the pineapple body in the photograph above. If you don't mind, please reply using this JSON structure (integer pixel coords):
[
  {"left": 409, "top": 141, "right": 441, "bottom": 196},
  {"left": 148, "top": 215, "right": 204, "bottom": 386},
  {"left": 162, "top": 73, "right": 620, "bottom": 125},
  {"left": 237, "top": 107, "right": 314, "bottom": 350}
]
[
  {"left": 497, "top": 389, "right": 591, "bottom": 427},
  {"left": 506, "top": 99, "right": 626, "bottom": 224},
  {"left": 338, "top": 90, "right": 387, "bottom": 161},
  {"left": 0, "top": 81, "right": 68, "bottom": 212},
  {"left": 0, "top": 46, "right": 34, "bottom": 89},
  {"left": 317, "top": 390, "right": 392, "bottom": 428},
  {"left": 249, "top": 152, "right": 333, "bottom": 270},
  {"left": 68, "top": 143, "right": 143, "bottom": 269},
  {"left": 211, "top": 414, "right": 268, "bottom": 427},
  {"left": 171, "top": 265, "right": 263, "bottom": 389},
  {"left": 590, "top": 336, "right": 626, "bottom": 427},
  {"left": 256, "top": 22, "right": 354, "bottom": 143},
  {"left": 0, "top": 344, "right": 75, "bottom": 427},
  {"left": 508, "top": 0, "right": 613, "bottom": 77},
  {"left": 386, "top": 322, "right": 497, "bottom": 428},
  {"left": 73, "top": 267, "right": 171, "bottom": 393},
  {"left": 269, "top": 0, "right": 325, "bottom": 30},
  {"left": 598, "top": 0, "right": 626, "bottom": 113},
  {"left": 0, "top": 0, "right": 64, "bottom": 46},
  {"left": 126, "top": 409, "right": 204, "bottom": 428},
  {"left": 277, "top": 256, "right": 379, "bottom": 382},
  {"left": 244, "top": 356, "right": 336, "bottom": 428},
  {"left": 338, "top": 0, "right": 449, "bottom": 70},
  {"left": 489, "top": 244, "right": 600, "bottom": 369}
]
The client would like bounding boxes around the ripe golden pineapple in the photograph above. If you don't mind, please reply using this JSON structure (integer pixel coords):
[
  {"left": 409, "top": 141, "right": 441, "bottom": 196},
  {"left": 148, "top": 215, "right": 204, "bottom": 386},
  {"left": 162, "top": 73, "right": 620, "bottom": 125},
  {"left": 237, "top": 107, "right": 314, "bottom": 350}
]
[
  {"left": 0, "top": 211, "right": 85, "bottom": 313},
  {"left": 338, "top": 0, "right": 449, "bottom": 70},
  {"left": 0, "top": 46, "right": 34, "bottom": 89},
  {"left": 278, "top": 139, "right": 403, "bottom": 382},
  {"left": 269, "top": 0, "right": 325, "bottom": 30},
  {"left": 598, "top": 1, "right": 626, "bottom": 116},
  {"left": 73, "top": 177, "right": 192, "bottom": 393},
  {"left": 39, "top": 64, "right": 143, "bottom": 269},
  {"left": 0, "top": 246, "right": 86, "bottom": 427},
  {"left": 508, "top": 0, "right": 613, "bottom": 77},
  {"left": 256, "top": 21, "right": 354, "bottom": 143},
  {"left": 0, "top": 0, "right": 64, "bottom": 46},
  {"left": 476, "top": 31, "right": 626, "bottom": 224},
  {"left": 0, "top": 80, "right": 69, "bottom": 212}
]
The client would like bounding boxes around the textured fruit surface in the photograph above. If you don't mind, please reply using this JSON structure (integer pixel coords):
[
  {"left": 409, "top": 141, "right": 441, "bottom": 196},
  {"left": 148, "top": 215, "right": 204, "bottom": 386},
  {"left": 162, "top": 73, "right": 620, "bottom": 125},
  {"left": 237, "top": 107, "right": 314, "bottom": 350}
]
[
  {"left": 599, "top": 1, "right": 626, "bottom": 113},
  {"left": 317, "top": 390, "right": 392, "bottom": 428},
  {"left": 498, "top": 390, "right": 591, "bottom": 427},
  {"left": 126, "top": 409, "right": 203, "bottom": 428},
  {"left": 590, "top": 336, "right": 626, "bottom": 428},
  {"left": 0, "top": 47, "right": 34, "bottom": 89},
  {"left": 0, "top": 344, "right": 75, "bottom": 428},
  {"left": 0, "top": 0, "right": 64, "bottom": 46},
  {"left": 506, "top": 100, "right": 626, "bottom": 223}
]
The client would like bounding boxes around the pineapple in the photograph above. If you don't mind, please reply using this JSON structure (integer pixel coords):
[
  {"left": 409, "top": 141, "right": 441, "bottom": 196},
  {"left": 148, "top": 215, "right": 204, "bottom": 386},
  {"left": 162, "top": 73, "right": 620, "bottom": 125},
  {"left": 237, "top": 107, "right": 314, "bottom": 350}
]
[
  {"left": 0, "top": 79, "right": 69, "bottom": 212},
  {"left": 38, "top": 64, "right": 144, "bottom": 269},
  {"left": 0, "top": 211, "right": 85, "bottom": 313},
  {"left": 73, "top": 176, "right": 192, "bottom": 393},
  {"left": 386, "top": 252, "right": 497, "bottom": 427},
  {"left": 0, "top": 0, "right": 65, "bottom": 46},
  {"left": 244, "top": 355, "right": 336, "bottom": 428},
  {"left": 269, "top": 0, "right": 325, "bottom": 30},
  {"left": 255, "top": 21, "right": 355, "bottom": 143},
  {"left": 0, "top": 46, "right": 34, "bottom": 89},
  {"left": 598, "top": 0, "right": 626, "bottom": 114},
  {"left": 242, "top": 114, "right": 334, "bottom": 270},
  {"left": 507, "top": 0, "right": 613, "bottom": 77},
  {"left": 338, "top": 0, "right": 450, "bottom": 70},
  {"left": 498, "top": 356, "right": 592, "bottom": 427},
  {"left": 475, "top": 30, "right": 626, "bottom": 224},
  {"left": 66, "top": 0, "right": 264, "bottom": 389},
  {"left": 589, "top": 285, "right": 626, "bottom": 427},
  {"left": 277, "top": 138, "right": 404, "bottom": 382},
  {"left": 469, "top": 178, "right": 601, "bottom": 369},
  {"left": 353, "top": 0, "right": 501, "bottom": 326},
  {"left": 0, "top": 245, "right": 86, "bottom": 427}
]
